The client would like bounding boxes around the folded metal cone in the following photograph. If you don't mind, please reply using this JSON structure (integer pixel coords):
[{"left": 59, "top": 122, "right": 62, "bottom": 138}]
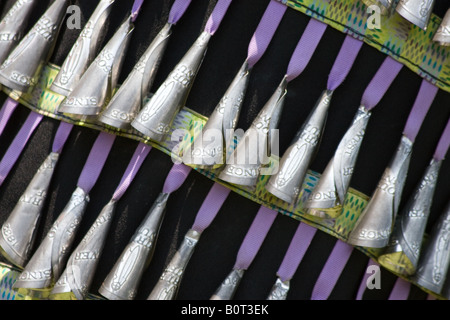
[
  {"left": 266, "top": 90, "right": 333, "bottom": 205},
  {"left": 50, "top": 0, "right": 115, "bottom": 97},
  {"left": 361, "top": 0, "right": 396, "bottom": 15},
  {"left": 99, "top": 192, "right": 170, "bottom": 300},
  {"left": 348, "top": 135, "right": 413, "bottom": 248},
  {"left": 219, "top": 77, "right": 288, "bottom": 187},
  {"left": 267, "top": 278, "right": 290, "bottom": 300},
  {"left": 57, "top": 16, "right": 134, "bottom": 116},
  {"left": 131, "top": 31, "right": 211, "bottom": 143},
  {"left": 0, "top": 0, "right": 68, "bottom": 93},
  {"left": 396, "top": 0, "right": 435, "bottom": 30},
  {"left": 433, "top": 8, "right": 450, "bottom": 46},
  {"left": 99, "top": 23, "right": 172, "bottom": 131},
  {"left": 210, "top": 269, "right": 245, "bottom": 300}
]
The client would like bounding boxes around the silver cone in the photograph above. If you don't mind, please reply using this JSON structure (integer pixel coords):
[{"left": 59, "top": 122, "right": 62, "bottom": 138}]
[
  {"left": 99, "top": 23, "right": 172, "bottom": 130},
  {"left": 0, "top": 0, "right": 38, "bottom": 64},
  {"left": 412, "top": 200, "right": 450, "bottom": 294},
  {"left": 147, "top": 229, "right": 201, "bottom": 300},
  {"left": 57, "top": 16, "right": 134, "bottom": 116},
  {"left": 362, "top": 0, "right": 395, "bottom": 15},
  {"left": 210, "top": 269, "right": 245, "bottom": 300},
  {"left": 12, "top": 187, "right": 90, "bottom": 291},
  {"left": 266, "top": 90, "right": 333, "bottom": 204},
  {"left": 132, "top": 31, "right": 211, "bottom": 142},
  {"left": 186, "top": 60, "right": 251, "bottom": 169},
  {"left": 219, "top": 77, "right": 288, "bottom": 187},
  {"left": 348, "top": 135, "right": 414, "bottom": 248},
  {"left": 0, "top": 152, "right": 59, "bottom": 268},
  {"left": 50, "top": 200, "right": 117, "bottom": 300},
  {"left": 99, "top": 192, "right": 169, "bottom": 300},
  {"left": 378, "top": 159, "right": 442, "bottom": 276},
  {"left": 50, "top": 0, "right": 116, "bottom": 97},
  {"left": 396, "top": 0, "right": 435, "bottom": 30},
  {"left": 433, "top": 9, "right": 450, "bottom": 46},
  {"left": 305, "top": 106, "right": 372, "bottom": 219},
  {"left": 267, "top": 278, "right": 290, "bottom": 300},
  {"left": 0, "top": 0, "right": 68, "bottom": 93}
]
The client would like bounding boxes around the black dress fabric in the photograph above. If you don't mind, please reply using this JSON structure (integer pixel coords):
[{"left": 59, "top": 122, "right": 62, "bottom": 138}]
[{"left": 0, "top": 0, "right": 449, "bottom": 302}]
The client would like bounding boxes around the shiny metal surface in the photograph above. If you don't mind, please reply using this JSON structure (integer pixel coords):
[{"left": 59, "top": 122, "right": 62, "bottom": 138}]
[
  {"left": 396, "top": 0, "right": 435, "bottom": 30},
  {"left": 210, "top": 269, "right": 245, "bottom": 300}
]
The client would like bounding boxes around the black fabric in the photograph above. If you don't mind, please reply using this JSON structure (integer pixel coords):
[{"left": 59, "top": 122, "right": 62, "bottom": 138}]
[{"left": 0, "top": 0, "right": 449, "bottom": 303}]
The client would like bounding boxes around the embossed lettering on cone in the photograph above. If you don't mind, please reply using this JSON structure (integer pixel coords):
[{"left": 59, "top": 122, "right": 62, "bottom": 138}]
[
  {"left": 0, "top": 0, "right": 69, "bottom": 93},
  {"left": 50, "top": 0, "right": 115, "bottom": 97},
  {"left": 433, "top": 8, "right": 450, "bottom": 46},
  {"left": 396, "top": 0, "right": 435, "bottom": 30}
]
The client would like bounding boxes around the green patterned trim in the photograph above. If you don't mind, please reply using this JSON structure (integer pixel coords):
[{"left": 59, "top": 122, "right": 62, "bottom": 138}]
[{"left": 279, "top": 0, "right": 450, "bottom": 94}]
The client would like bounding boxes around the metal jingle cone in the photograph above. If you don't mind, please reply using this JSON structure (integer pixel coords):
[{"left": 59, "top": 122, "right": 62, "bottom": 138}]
[
  {"left": 362, "top": 0, "right": 395, "bottom": 15},
  {"left": 0, "top": 0, "right": 68, "bottom": 93},
  {"left": 49, "top": 200, "right": 117, "bottom": 300},
  {"left": 131, "top": 31, "right": 212, "bottom": 143},
  {"left": 348, "top": 135, "right": 414, "bottom": 248},
  {"left": 210, "top": 269, "right": 245, "bottom": 300},
  {"left": 219, "top": 77, "right": 288, "bottom": 187},
  {"left": 396, "top": 0, "right": 435, "bottom": 30},
  {"left": 378, "top": 159, "right": 442, "bottom": 276},
  {"left": 99, "top": 192, "right": 170, "bottom": 300},
  {"left": 0, "top": 0, "right": 38, "bottom": 64},
  {"left": 433, "top": 9, "right": 450, "bottom": 46},
  {"left": 267, "top": 278, "right": 290, "bottom": 300},
  {"left": 99, "top": 23, "right": 173, "bottom": 131},
  {"left": 266, "top": 90, "right": 333, "bottom": 204},
  {"left": 0, "top": 152, "right": 59, "bottom": 268},
  {"left": 185, "top": 60, "right": 251, "bottom": 169},
  {"left": 305, "top": 106, "right": 372, "bottom": 219},
  {"left": 50, "top": 0, "right": 116, "bottom": 97},
  {"left": 147, "top": 229, "right": 201, "bottom": 300},
  {"left": 57, "top": 16, "right": 134, "bottom": 116},
  {"left": 12, "top": 187, "right": 89, "bottom": 295},
  {"left": 412, "top": 200, "right": 450, "bottom": 294}
]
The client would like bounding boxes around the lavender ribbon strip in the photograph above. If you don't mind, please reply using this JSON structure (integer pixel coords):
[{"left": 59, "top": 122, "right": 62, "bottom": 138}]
[
  {"left": 327, "top": 35, "right": 363, "bottom": 91},
  {"left": 403, "top": 80, "right": 439, "bottom": 143},
  {"left": 192, "top": 183, "right": 231, "bottom": 233},
  {"left": 356, "top": 259, "right": 379, "bottom": 300},
  {"left": 285, "top": 18, "right": 328, "bottom": 82},
  {"left": 131, "top": 0, "right": 145, "bottom": 22},
  {"left": 276, "top": 222, "right": 317, "bottom": 282},
  {"left": 247, "top": 0, "right": 287, "bottom": 69},
  {"left": 112, "top": 143, "right": 151, "bottom": 201},
  {"left": 310, "top": 240, "right": 353, "bottom": 300},
  {"left": 234, "top": 206, "right": 278, "bottom": 270},
  {"left": 204, "top": 0, "right": 233, "bottom": 35},
  {"left": 0, "top": 111, "right": 43, "bottom": 186},
  {"left": 434, "top": 115, "right": 450, "bottom": 161},
  {"left": 52, "top": 121, "right": 74, "bottom": 154},
  {"left": 0, "top": 98, "right": 19, "bottom": 137},
  {"left": 168, "top": 0, "right": 193, "bottom": 25},
  {"left": 163, "top": 163, "right": 192, "bottom": 194},
  {"left": 388, "top": 277, "right": 411, "bottom": 300},
  {"left": 361, "top": 57, "right": 403, "bottom": 110},
  {"left": 77, "top": 132, "right": 116, "bottom": 193}
]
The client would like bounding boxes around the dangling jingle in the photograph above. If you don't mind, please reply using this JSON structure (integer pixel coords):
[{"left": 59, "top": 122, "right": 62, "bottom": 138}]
[
  {"left": 396, "top": 0, "right": 435, "bottom": 30},
  {"left": 219, "top": 77, "right": 288, "bottom": 187},
  {"left": 266, "top": 90, "right": 333, "bottom": 204},
  {"left": 210, "top": 269, "right": 245, "bottom": 300},
  {"left": 0, "top": 0, "right": 69, "bottom": 93},
  {"left": 267, "top": 278, "right": 290, "bottom": 300},
  {"left": 99, "top": 23, "right": 172, "bottom": 130},
  {"left": 50, "top": 0, "right": 116, "bottom": 97},
  {"left": 361, "top": 0, "right": 395, "bottom": 15},
  {"left": 57, "top": 16, "right": 134, "bottom": 116},
  {"left": 433, "top": 9, "right": 450, "bottom": 46}
]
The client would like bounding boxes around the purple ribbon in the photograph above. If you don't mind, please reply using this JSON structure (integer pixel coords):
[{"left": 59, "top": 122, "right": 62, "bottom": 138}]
[
  {"left": 0, "top": 98, "right": 19, "bottom": 137},
  {"left": 131, "top": 0, "right": 145, "bottom": 22},
  {"left": 356, "top": 259, "right": 379, "bottom": 300},
  {"left": 310, "top": 240, "right": 353, "bottom": 300},
  {"left": 192, "top": 183, "right": 231, "bottom": 233},
  {"left": 77, "top": 132, "right": 116, "bottom": 194},
  {"left": 204, "top": 0, "right": 233, "bottom": 35},
  {"left": 247, "top": 0, "right": 287, "bottom": 69},
  {"left": 403, "top": 80, "right": 438, "bottom": 143},
  {"left": 0, "top": 111, "right": 43, "bottom": 186},
  {"left": 433, "top": 115, "right": 450, "bottom": 161},
  {"left": 276, "top": 222, "right": 317, "bottom": 282},
  {"left": 52, "top": 121, "right": 74, "bottom": 154},
  {"left": 388, "top": 277, "right": 411, "bottom": 300},
  {"left": 112, "top": 143, "right": 152, "bottom": 201},
  {"left": 168, "top": 0, "right": 193, "bottom": 25},
  {"left": 361, "top": 56, "right": 403, "bottom": 110},
  {"left": 233, "top": 206, "right": 278, "bottom": 270},
  {"left": 285, "top": 18, "right": 327, "bottom": 82},
  {"left": 327, "top": 36, "right": 363, "bottom": 91},
  {"left": 162, "top": 163, "right": 192, "bottom": 194}
]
